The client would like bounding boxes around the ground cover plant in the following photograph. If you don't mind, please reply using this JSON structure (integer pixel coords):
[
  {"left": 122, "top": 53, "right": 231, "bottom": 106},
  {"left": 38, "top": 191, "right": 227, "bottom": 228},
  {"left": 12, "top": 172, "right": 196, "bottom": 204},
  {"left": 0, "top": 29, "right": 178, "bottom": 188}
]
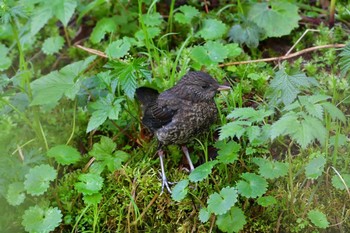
[{"left": 1, "top": 0, "right": 350, "bottom": 232}]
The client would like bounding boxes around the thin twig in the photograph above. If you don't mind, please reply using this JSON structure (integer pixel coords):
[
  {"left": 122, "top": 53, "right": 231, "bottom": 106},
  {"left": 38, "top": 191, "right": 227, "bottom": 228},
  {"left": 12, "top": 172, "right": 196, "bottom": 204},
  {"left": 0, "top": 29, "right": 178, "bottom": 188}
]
[
  {"left": 219, "top": 44, "right": 346, "bottom": 67},
  {"left": 75, "top": 44, "right": 108, "bottom": 58}
]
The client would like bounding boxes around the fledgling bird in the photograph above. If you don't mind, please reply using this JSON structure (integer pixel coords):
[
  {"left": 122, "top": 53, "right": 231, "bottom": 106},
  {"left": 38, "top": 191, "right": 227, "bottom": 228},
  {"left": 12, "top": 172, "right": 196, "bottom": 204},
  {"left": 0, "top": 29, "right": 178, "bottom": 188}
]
[{"left": 136, "top": 71, "right": 230, "bottom": 193}]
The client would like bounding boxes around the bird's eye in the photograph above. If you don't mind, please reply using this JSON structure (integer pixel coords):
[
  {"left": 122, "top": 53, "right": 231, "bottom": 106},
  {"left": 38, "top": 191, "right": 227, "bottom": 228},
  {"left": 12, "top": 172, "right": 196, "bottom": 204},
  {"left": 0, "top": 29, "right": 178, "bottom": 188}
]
[{"left": 202, "top": 85, "right": 209, "bottom": 89}]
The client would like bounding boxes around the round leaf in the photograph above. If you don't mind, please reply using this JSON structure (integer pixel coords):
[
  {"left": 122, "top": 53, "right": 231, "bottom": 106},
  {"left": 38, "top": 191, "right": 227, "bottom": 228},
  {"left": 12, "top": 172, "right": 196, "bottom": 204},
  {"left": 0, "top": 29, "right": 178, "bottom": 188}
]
[
  {"left": 22, "top": 206, "right": 62, "bottom": 233},
  {"left": 47, "top": 145, "right": 81, "bottom": 165},
  {"left": 24, "top": 164, "right": 57, "bottom": 196},
  {"left": 171, "top": 179, "right": 189, "bottom": 202}
]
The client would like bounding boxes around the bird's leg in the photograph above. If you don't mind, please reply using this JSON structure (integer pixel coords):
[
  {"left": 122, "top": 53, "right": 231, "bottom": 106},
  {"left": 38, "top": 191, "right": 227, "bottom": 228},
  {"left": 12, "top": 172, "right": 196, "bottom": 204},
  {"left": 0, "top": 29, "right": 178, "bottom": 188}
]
[
  {"left": 181, "top": 145, "right": 194, "bottom": 172},
  {"left": 158, "top": 149, "right": 172, "bottom": 194}
]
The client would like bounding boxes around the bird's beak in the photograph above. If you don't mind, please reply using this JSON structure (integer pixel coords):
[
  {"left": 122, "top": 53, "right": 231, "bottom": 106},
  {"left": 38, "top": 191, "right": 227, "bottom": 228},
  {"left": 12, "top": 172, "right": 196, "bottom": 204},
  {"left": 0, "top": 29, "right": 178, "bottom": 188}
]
[{"left": 217, "top": 85, "right": 231, "bottom": 91}]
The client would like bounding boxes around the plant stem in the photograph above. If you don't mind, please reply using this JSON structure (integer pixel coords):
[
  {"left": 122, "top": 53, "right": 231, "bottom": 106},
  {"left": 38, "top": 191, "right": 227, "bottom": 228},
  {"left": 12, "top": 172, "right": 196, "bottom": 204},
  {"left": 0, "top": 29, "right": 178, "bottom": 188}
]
[
  {"left": 287, "top": 141, "right": 294, "bottom": 213},
  {"left": 329, "top": 0, "right": 336, "bottom": 28}
]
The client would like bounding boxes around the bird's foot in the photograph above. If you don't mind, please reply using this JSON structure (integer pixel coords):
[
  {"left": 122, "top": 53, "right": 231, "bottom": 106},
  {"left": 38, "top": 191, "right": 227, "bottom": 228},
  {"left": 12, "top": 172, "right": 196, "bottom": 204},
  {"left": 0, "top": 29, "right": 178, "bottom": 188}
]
[{"left": 161, "top": 177, "right": 173, "bottom": 194}]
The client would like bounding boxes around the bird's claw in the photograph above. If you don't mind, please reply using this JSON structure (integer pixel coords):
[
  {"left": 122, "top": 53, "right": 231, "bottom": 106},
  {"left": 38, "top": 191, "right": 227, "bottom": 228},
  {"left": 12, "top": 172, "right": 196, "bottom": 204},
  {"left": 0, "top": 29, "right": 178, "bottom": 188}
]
[{"left": 161, "top": 177, "right": 172, "bottom": 194}]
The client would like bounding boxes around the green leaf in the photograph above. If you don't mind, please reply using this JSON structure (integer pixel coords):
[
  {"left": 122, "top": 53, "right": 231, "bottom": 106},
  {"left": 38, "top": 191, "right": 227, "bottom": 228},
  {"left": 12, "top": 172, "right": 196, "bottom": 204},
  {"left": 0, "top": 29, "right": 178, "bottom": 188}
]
[
  {"left": 24, "top": 164, "right": 57, "bottom": 196},
  {"left": 257, "top": 196, "right": 277, "bottom": 207},
  {"left": 6, "top": 182, "right": 26, "bottom": 206},
  {"left": 42, "top": 36, "right": 65, "bottom": 55},
  {"left": 22, "top": 206, "right": 62, "bottom": 233},
  {"left": 225, "top": 43, "right": 242, "bottom": 58},
  {"left": 190, "top": 46, "right": 212, "bottom": 66},
  {"left": 215, "top": 141, "right": 240, "bottom": 164},
  {"left": 207, "top": 187, "right": 238, "bottom": 215},
  {"left": 75, "top": 173, "right": 104, "bottom": 195},
  {"left": 0, "top": 43, "right": 12, "bottom": 71},
  {"left": 216, "top": 207, "right": 246, "bottom": 233},
  {"left": 198, "top": 19, "right": 227, "bottom": 40},
  {"left": 31, "top": 56, "right": 96, "bottom": 106},
  {"left": 171, "top": 179, "right": 189, "bottom": 202},
  {"left": 52, "top": 0, "right": 77, "bottom": 27},
  {"left": 252, "top": 157, "right": 289, "bottom": 179},
  {"left": 236, "top": 173, "right": 268, "bottom": 198},
  {"left": 83, "top": 193, "right": 102, "bottom": 205},
  {"left": 268, "top": 68, "right": 318, "bottom": 106},
  {"left": 227, "top": 107, "right": 274, "bottom": 122},
  {"left": 228, "top": 19, "right": 263, "bottom": 48},
  {"left": 338, "top": 43, "right": 350, "bottom": 77},
  {"left": 142, "top": 12, "right": 163, "bottom": 27},
  {"left": 248, "top": 1, "right": 300, "bottom": 38},
  {"left": 219, "top": 121, "right": 251, "bottom": 141},
  {"left": 191, "top": 41, "right": 234, "bottom": 66},
  {"left": 270, "top": 112, "right": 299, "bottom": 140},
  {"left": 47, "top": 145, "right": 81, "bottom": 165},
  {"left": 305, "top": 155, "right": 326, "bottom": 180},
  {"left": 321, "top": 102, "right": 346, "bottom": 123},
  {"left": 90, "top": 17, "right": 116, "bottom": 44},
  {"left": 331, "top": 174, "right": 350, "bottom": 191},
  {"left": 189, "top": 160, "right": 218, "bottom": 182},
  {"left": 199, "top": 208, "right": 210, "bottom": 223},
  {"left": 105, "top": 39, "right": 131, "bottom": 59},
  {"left": 174, "top": 5, "right": 200, "bottom": 24},
  {"left": 30, "top": 5, "right": 53, "bottom": 35},
  {"left": 86, "top": 95, "right": 124, "bottom": 133},
  {"left": 308, "top": 209, "right": 329, "bottom": 229}
]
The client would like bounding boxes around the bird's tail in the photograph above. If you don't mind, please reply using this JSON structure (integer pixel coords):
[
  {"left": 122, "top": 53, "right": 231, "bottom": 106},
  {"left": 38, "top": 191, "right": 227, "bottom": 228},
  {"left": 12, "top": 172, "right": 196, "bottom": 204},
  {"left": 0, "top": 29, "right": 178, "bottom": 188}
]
[{"left": 135, "top": 87, "right": 159, "bottom": 108}]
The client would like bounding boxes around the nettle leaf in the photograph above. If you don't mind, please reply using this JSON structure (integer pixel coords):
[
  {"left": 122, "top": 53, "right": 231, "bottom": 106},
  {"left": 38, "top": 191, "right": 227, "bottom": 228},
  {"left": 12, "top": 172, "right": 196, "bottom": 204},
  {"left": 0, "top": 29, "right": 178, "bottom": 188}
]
[
  {"left": 89, "top": 136, "right": 129, "bottom": 172},
  {"left": 228, "top": 19, "right": 263, "bottom": 48},
  {"left": 105, "top": 39, "right": 131, "bottom": 59},
  {"left": 308, "top": 209, "right": 329, "bottom": 229},
  {"left": 219, "top": 121, "right": 251, "bottom": 141},
  {"left": 216, "top": 207, "right": 246, "bottom": 233},
  {"left": 174, "top": 5, "right": 200, "bottom": 24},
  {"left": 42, "top": 36, "right": 65, "bottom": 55},
  {"left": 305, "top": 155, "right": 326, "bottom": 180},
  {"left": 86, "top": 95, "right": 124, "bottom": 133},
  {"left": 142, "top": 12, "right": 163, "bottom": 27},
  {"left": 75, "top": 173, "right": 104, "bottom": 195},
  {"left": 134, "top": 27, "right": 161, "bottom": 43},
  {"left": 90, "top": 17, "right": 117, "bottom": 44},
  {"left": 22, "top": 206, "right": 62, "bottom": 233},
  {"left": 227, "top": 107, "right": 274, "bottom": 122},
  {"left": 0, "top": 43, "right": 12, "bottom": 71},
  {"left": 321, "top": 102, "right": 346, "bottom": 123},
  {"left": 189, "top": 160, "right": 218, "bottom": 182},
  {"left": 198, "top": 19, "right": 227, "bottom": 40},
  {"left": 199, "top": 208, "right": 210, "bottom": 223},
  {"left": 248, "top": 1, "right": 300, "bottom": 38},
  {"left": 31, "top": 56, "right": 96, "bottom": 106},
  {"left": 257, "top": 196, "right": 277, "bottom": 207},
  {"left": 6, "top": 182, "right": 26, "bottom": 206},
  {"left": 331, "top": 174, "right": 350, "bottom": 191},
  {"left": 252, "top": 158, "right": 288, "bottom": 179},
  {"left": 207, "top": 187, "right": 238, "bottom": 215},
  {"left": 236, "top": 173, "right": 268, "bottom": 198},
  {"left": 30, "top": 5, "right": 53, "bottom": 35},
  {"left": 171, "top": 179, "right": 189, "bottom": 202},
  {"left": 24, "top": 164, "right": 57, "bottom": 196},
  {"left": 339, "top": 43, "right": 350, "bottom": 77},
  {"left": 268, "top": 68, "right": 318, "bottom": 106},
  {"left": 47, "top": 145, "right": 81, "bottom": 165},
  {"left": 215, "top": 141, "right": 240, "bottom": 164},
  {"left": 52, "top": 0, "right": 77, "bottom": 27}
]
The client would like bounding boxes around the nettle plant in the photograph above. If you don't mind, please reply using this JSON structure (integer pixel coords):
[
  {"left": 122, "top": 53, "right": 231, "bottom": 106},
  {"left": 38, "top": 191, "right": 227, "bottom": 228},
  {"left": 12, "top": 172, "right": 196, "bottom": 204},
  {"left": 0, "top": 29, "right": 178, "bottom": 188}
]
[{"left": 171, "top": 61, "right": 348, "bottom": 232}]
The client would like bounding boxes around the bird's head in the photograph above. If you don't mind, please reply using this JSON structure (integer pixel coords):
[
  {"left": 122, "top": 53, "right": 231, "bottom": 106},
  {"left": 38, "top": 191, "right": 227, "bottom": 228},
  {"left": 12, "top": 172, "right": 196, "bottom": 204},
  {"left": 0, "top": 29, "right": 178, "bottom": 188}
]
[{"left": 173, "top": 71, "right": 231, "bottom": 101}]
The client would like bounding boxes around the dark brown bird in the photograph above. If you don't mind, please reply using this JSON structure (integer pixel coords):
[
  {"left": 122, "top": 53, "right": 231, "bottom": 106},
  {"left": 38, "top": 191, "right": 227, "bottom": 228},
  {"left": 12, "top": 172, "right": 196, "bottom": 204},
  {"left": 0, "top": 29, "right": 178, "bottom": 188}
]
[{"left": 136, "top": 71, "right": 230, "bottom": 193}]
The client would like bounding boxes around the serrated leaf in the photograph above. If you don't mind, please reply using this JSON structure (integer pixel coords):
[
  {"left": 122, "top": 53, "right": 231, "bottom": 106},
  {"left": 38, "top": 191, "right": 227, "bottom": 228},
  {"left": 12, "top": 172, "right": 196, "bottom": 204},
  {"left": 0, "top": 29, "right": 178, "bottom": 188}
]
[
  {"left": 42, "top": 36, "right": 65, "bottom": 55},
  {"left": 199, "top": 208, "right": 210, "bottom": 223},
  {"left": 90, "top": 17, "right": 116, "bottom": 44},
  {"left": 331, "top": 174, "right": 350, "bottom": 191},
  {"left": 305, "top": 156, "right": 326, "bottom": 179},
  {"left": 47, "top": 145, "right": 81, "bottom": 165},
  {"left": 6, "top": 182, "right": 26, "bottom": 206},
  {"left": 308, "top": 209, "right": 329, "bottom": 229},
  {"left": 22, "top": 206, "right": 62, "bottom": 233},
  {"left": 225, "top": 43, "right": 242, "bottom": 58},
  {"left": 174, "top": 5, "right": 200, "bottom": 24},
  {"left": 227, "top": 107, "right": 274, "bottom": 122},
  {"left": 216, "top": 207, "right": 246, "bottom": 233},
  {"left": 257, "top": 196, "right": 277, "bottom": 207},
  {"left": 296, "top": 114, "right": 327, "bottom": 148},
  {"left": 24, "top": 164, "right": 57, "bottom": 196},
  {"left": 236, "top": 173, "right": 268, "bottom": 198},
  {"left": 252, "top": 158, "right": 288, "bottom": 179},
  {"left": 30, "top": 5, "right": 53, "bottom": 35},
  {"left": 219, "top": 121, "right": 251, "bottom": 141},
  {"left": 215, "top": 141, "right": 240, "bottom": 164},
  {"left": 228, "top": 19, "right": 263, "bottom": 48},
  {"left": 321, "top": 102, "right": 346, "bottom": 123},
  {"left": 171, "top": 179, "right": 189, "bottom": 201},
  {"left": 31, "top": 56, "right": 95, "bottom": 106},
  {"left": 142, "top": 12, "right": 163, "bottom": 27},
  {"left": 0, "top": 43, "right": 12, "bottom": 71},
  {"left": 86, "top": 95, "right": 124, "bottom": 133},
  {"left": 207, "top": 187, "right": 238, "bottom": 215},
  {"left": 248, "top": 1, "right": 300, "bottom": 38},
  {"left": 74, "top": 173, "right": 104, "bottom": 195},
  {"left": 198, "top": 19, "right": 227, "bottom": 40},
  {"left": 190, "top": 46, "right": 212, "bottom": 66},
  {"left": 339, "top": 43, "right": 350, "bottom": 77},
  {"left": 52, "top": 0, "right": 77, "bottom": 27},
  {"left": 105, "top": 39, "right": 131, "bottom": 59},
  {"left": 83, "top": 193, "right": 102, "bottom": 205},
  {"left": 189, "top": 160, "right": 218, "bottom": 182},
  {"left": 191, "top": 41, "right": 231, "bottom": 66}
]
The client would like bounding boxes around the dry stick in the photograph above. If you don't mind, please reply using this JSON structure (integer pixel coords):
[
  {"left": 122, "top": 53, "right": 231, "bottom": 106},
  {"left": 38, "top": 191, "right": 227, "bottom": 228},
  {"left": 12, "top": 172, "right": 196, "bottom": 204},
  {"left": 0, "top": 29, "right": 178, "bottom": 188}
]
[
  {"left": 75, "top": 44, "right": 108, "bottom": 58},
  {"left": 131, "top": 193, "right": 159, "bottom": 225},
  {"left": 218, "top": 44, "right": 346, "bottom": 67},
  {"left": 285, "top": 29, "right": 320, "bottom": 56}
]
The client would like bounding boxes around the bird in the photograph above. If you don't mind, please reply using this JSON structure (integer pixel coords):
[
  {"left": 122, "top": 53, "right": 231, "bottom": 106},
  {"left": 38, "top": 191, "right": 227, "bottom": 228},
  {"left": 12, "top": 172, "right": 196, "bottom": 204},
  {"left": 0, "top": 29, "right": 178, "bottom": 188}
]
[{"left": 135, "top": 71, "right": 231, "bottom": 193}]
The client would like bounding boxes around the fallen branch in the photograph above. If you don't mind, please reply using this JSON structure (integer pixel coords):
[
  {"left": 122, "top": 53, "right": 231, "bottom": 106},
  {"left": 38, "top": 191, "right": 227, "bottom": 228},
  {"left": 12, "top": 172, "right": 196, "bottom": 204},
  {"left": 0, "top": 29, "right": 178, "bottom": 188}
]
[
  {"left": 75, "top": 44, "right": 108, "bottom": 58},
  {"left": 219, "top": 44, "right": 346, "bottom": 67}
]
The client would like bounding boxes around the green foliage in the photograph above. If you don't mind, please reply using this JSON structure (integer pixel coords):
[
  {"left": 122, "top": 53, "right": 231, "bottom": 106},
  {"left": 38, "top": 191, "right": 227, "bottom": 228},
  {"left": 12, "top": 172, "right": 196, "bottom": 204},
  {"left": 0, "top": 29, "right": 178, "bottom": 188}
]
[
  {"left": 197, "top": 19, "right": 227, "bottom": 40},
  {"left": 47, "top": 145, "right": 81, "bottom": 165},
  {"left": 339, "top": 43, "right": 350, "bottom": 77},
  {"left": 252, "top": 158, "right": 289, "bottom": 179},
  {"left": 174, "top": 5, "right": 200, "bottom": 25},
  {"left": 236, "top": 173, "right": 268, "bottom": 198},
  {"left": 305, "top": 155, "right": 326, "bottom": 179},
  {"left": 22, "top": 206, "right": 62, "bottom": 233},
  {"left": 188, "top": 160, "right": 218, "bottom": 182},
  {"left": 105, "top": 38, "right": 131, "bottom": 59},
  {"left": 42, "top": 36, "right": 65, "bottom": 55},
  {"left": 257, "top": 196, "right": 277, "bottom": 207},
  {"left": 331, "top": 174, "right": 350, "bottom": 191},
  {"left": 228, "top": 19, "right": 263, "bottom": 48},
  {"left": 90, "top": 17, "right": 117, "bottom": 44},
  {"left": 0, "top": 43, "right": 12, "bottom": 71},
  {"left": 6, "top": 182, "right": 26, "bottom": 206},
  {"left": 216, "top": 207, "right": 246, "bottom": 233},
  {"left": 75, "top": 173, "right": 104, "bottom": 195},
  {"left": 24, "top": 164, "right": 57, "bottom": 196},
  {"left": 307, "top": 209, "right": 329, "bottom": 229},
  {"left": 207, "top": 187, "right": 238, "bottom": 215},
  {"left": 171, "top": 179, "right": 189, "bottom": 202},
  {"left": 215, "top": 141, "right": 240, "bottom": 164}
]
